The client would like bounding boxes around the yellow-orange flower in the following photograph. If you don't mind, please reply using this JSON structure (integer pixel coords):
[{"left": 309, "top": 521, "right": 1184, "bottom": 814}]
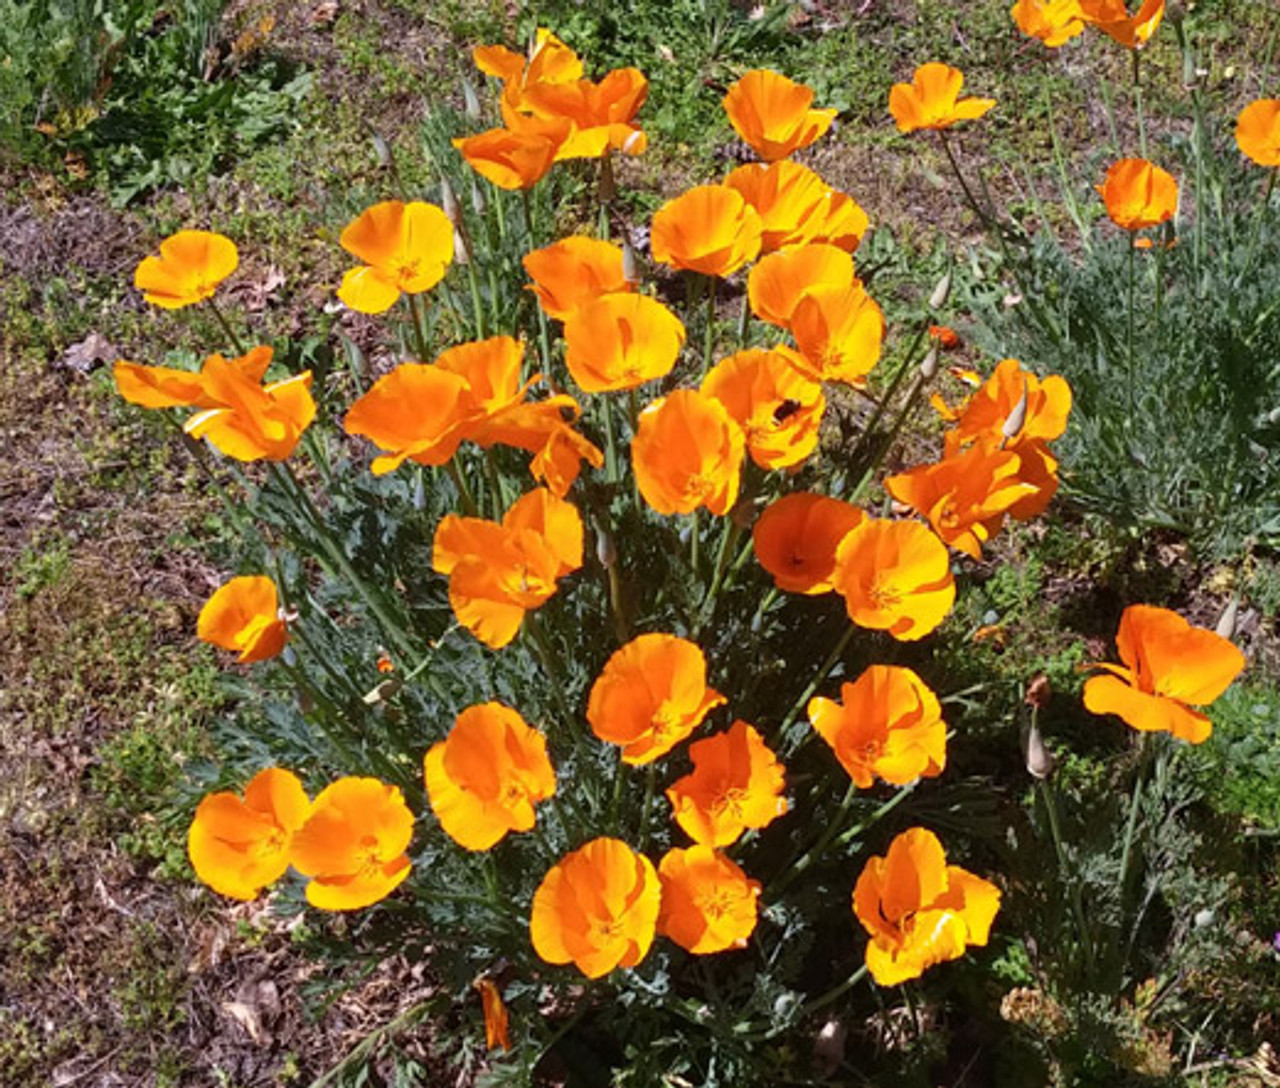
[
  {"left": 746, "top": 243, "right": 856, "bottom": 328},
  {"left": 885, "top": 444, "right": 1038, "bottom": 559},
  {"left": 474, "top": 979, "right": 511, "bottom": 1051},
  {"left": 665, "top": 720, "right": 787, "bottom": 847},
  {"left": 336, "top": 201, "right": 454, "bottom": 315},
  {"left": 649, "top": 185, "right": 762, "bottom": 277},
  {"left": 343, "top": 364, "right": 474, "bottom": 474},
  {"left": 808, "top": 666, "right": 946, "bottom": 787},
  {"left": 1077, "top": 0, "right": 1164, "bottom": 48},
  {"left": 853, "top": 827, "right": 1000, "bottom": 985},
  {"left": 474, "top": 30, "right": 582, "bottom": 93},
  {"left": 888, "top": 63, "right": 996, "bottom": 134},
  {"left": 832, "top": 518, "right": 955, "bottom": 641},
  {"left": 183, "top": 353, "right": 316, "bottom": 463},
  {"left": 1083, "top": 605, "right": 1245, "bottom": 744},
  {"left": 113, "top": 345, "right": 272, "bottom": 410},
  {"left": 425, "top": 702, "right": 556, "bottom": 851},
  {"left": 197, "top": 575, "right": 288, "bottom": 663},
  {"left": 523, "top": 236, "right": 632, "bottom": 320},
  {"left": 1010, "top": 0, "right": 1085, "bottom": 46},
  {"left": 1236, "top": 99, "right": 1280, "bottom": 168},
  {"left": 290, "top": 777, "right": 415, "bottom": 911},
  {"left": 1099, "top": 158, "right": 1178, "bottom": 231},
  {"left": 657, "top": 846, "right": 761, "bottom": 954},
  {"left": 752, "top": 492, "right": 865, "bottom": 595},
  {"left": 563, "top": 293, "right": 685, "bottom": 393},
  {"left": 187, "top": 767, "right": 311, "bottom": 900},
  {"left": 530, "top": 837, "right": 662, "bottom": 978},
  {"left": 587, "top": 632, "right": 726, "bottom": 765},
  {"left": 453, "top": 123, "right": 564, "bottom": 190},
  {"left": 725, "top": 161, "right": 868, "bottom": 253},
  {"left": 433, "top": 488, "right": 584, "bottom": 649},
  {"left": 632, "top": 390, "right": 745, "bottom": 517},
  {"left": 472, "top": 398, "right": 604, "bottom": 496},
  {"left": 433, "top": 335, "right": 530, "bottom": 420},
  {"left": 518, "top": 67, "right": 649, "bottom": 158},
  {"left": 134, "top": 229, "right": 238, "bottom": 309},
  {"left": 722, "top": 69, "right": 837, "bottom": 162},
  {"left": 789, "top": 281, "right": 885, "bottom": 386},
  {"left": 701, "top": 348, "right": 825, "bottom": 470}
]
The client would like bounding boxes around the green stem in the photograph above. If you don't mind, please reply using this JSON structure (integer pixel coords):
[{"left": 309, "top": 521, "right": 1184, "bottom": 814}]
[
  {"left": 693, "top": 518, "right": 741, "bottom": 637},
  {"left": 737, "top": 290, "right": 752, "bottom": 347},
  {"left": 1117, "top": 734, "right": 1150, "bottom": 907},
  {"left": 638, "top": 764, "right": 657, "bottom": 852},
  {"left": 768, "top": 781, "right": 858, "bottom": 898},
  {"left": 524, "top": 610, "right": 577, "bottom": 735},
  {"left": 1039, "top": 773, "right": 1097, "bottom": 977},
  {"left": 1044, "top": 75, "right": 1090, "bottom": 249},
  {"left": 1238, "top": 170, "right": 1277, "bottom": 287},
  {"left": 521, "top": 186, "right": 538, "bottom": 249},
  {"left": 465, "top": 258, "right": 488, "bottom": 339},
  {"left": 1126, "top": 238, "right": 1136, "bottom": 419},
  {"left": 484, "top": 449, "right": 509, "bottom": 518},
  {"left": 205, "top": 297, "right": 247, "bottom": 356},
  {"left": 1132, "top": 49, "right": 1148, "bottom": 159},
  {"left": 407, "top": 292, "right": 431, "bottom": 360},
  {"left": 703, "top": 274, "right": 717, "bottom": 377},
  {"left": 689, "top": 508, "right": 700, "bottom": 576},
  {"left": 850, "top": 374, "right": 929, "bottom": 505},
  {"left": 445, "top": 459, "right": 478, "bottom": 516},
  {"left": 601, "top": 397, "right": 619, "bottom": 484},
  {"left": 778, "top": 624, "right": 855, "bottom": 756},
  {"left": 939, "top": 130, "right": 993, "bottom": 232}
]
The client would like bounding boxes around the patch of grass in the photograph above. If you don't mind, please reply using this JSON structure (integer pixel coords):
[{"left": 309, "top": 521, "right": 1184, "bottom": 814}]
[
  {"left": 1198, "top": 682, "right": 1280, "bottom": 829},
  {"left": 12, "top": 531, "right": 73, "bottom": 599}
]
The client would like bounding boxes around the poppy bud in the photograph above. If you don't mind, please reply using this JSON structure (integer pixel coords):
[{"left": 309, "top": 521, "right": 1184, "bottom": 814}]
[
  {"left": 1001, "top": 380, "right": 1029, "bottom": 442},
  {"left": 453, "top": 227, "right": 471, "bottom": 265},
  {"left": 595, "top": 528, "right": 617, "bottom": 569},
  {"left": 929, "top": 270, "right": 952, "bottom": 310},
  {"left": 440, "top": 177, "right": 462, "bottom": 226},
  {"left": 919, "top": 345, "right": 939, "bottom": 380},
  {"left": 471, "top": 178, "right": 487, "bottom": 217},
  {"left": 461, "top": 76, "right": 482, "bottom": 121},
  {"left": 1023, "top": 716, "right": 1055, "bottom": 779},
  {"left": 622, "top": 239, "right": 641, "bottom": 287},
  {"left": 363, "top": 677, "right": 402, "bottom": 705},
  {"left": 1215, "top": 595, "right": 1239, "bottom": 640}
]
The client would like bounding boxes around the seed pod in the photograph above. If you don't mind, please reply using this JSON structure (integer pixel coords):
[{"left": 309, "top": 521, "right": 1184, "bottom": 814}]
[
  {"left": 453, "top": 226, "right": 471, "bottom": 265},
  {"left": 1024, "top": 716, "right": 1056, "bottom": 780},
  {"left": 595, "top": 528, "right": 617, "bottom": 569}
]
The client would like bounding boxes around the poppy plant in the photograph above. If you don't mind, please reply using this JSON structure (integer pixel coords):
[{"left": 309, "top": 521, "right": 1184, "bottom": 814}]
[
  {"left": 523, "top": 235, "right": 632, "bottom": 321},
  {"left": 562, "top": 293, "right": 685, "bottom": 393},
  {"left": 197, "top": 574, "right": 288, "bottom": 663},
  {"left": 649, "top": 184, "right": 763, "bottom": 277},
  {"left": 1099, "top": 158, "right": 1178, "bottom": 232},
  {"left": 183, "top": 354, "right": 316, "bottom": 463},
  {"left": 721, "top": 69, "right": 837, "bottom": 163},
  {"left": 1083, "top": 604, "right": 1245, "bottom": 744},
  {"left": 665, "top": 720, "right": 788, "bottom": 847},
  {"left": 187, "top": 767, "right": 311, "bottom": 901},
  {"left": 746, "top": 243, "right": 857, "bottom": 329},
  {"left": 530, "top": 837, "right": 662, "bottom": 978},
  {"left": 832, "top": 517, "right": 956, "bottom": 641},
  {"left": 134, "top": 229, "right": 238, "bottom": 309},
  {"left": 631, "top": 390, "right": 746, "bottom": 517},
  {"left": 587, "top": 632, "right": 727, "bottom": 765},
  {"left": 701, "top": 348, "right": 825, "bottom": 470},
  {"left": 336, "top": 201, "right": 454, "bottom": 315},
  {"left": 289, "top": 777, "right": 415, "bottom": 911},
  {"left": 808, "top": 666, "right": 947, "bottom": 788},
  {"left": 888, "top": 63, "right": 996, "bottom": 134},
  {"left": 432, "top": 335, "right": 531, "bottom": 421},
  {"left": 752, "top": 492, "right": 865, "bottom": 595},
  {"left": 1077, "top": 0, "right": 1164, "bottom": 49},
  {"left": 424, "top": 702, "right": 556, "bottom": 851},
  {"left": 788, "top": 280, "right": 885, "bottom": 386},
  {"left": 433, "top": 488, "right": 584, "bottom": 649},
  {"left": 853, "top": 827, "right": 1001, "bottom": 985},
  {"left": 657, "top": 846, "right": 762, "bottom": 954},
  {"left": 1010, "top": 0, "right": 1086, "bottom": 46},
  {"left": 1236, "top": 99, "right": 1280, "bottom": 168}
]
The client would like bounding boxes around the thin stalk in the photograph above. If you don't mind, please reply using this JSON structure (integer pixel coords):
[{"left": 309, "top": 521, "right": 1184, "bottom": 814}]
[
  {"left": 1238, "top": 170, "right": 1277, "bottom": 288},
  {"left": 407, "top": 292, "right": 431, "bottom": 360},
  {"left": 1044, "top": 74, "right": 1090, "bottom": 249},
  {"left": 689, "top": 508, "right": 700, "bottom": 576},
  {"left": 444, "top": 459, "right": 478, "bottom": 516},
  {"left": 694, "top": 519, "right": 742, "bottom": 636},
  {"left": 637, "top": 765, "right": 657, "bottom": 852},
  {"left": 1132, "top": 49, "right": 1148, "bottom": 158},
  {"left": 524, "top": 611, "right": 577, "bottom": 734},
  {"left": 1126, "top": 239, "right": 1136, "bottom": 419},
  {"left": 521, "top": 186, "right": 538, "bottom": 249},
  {"left": 939, "top": 131, "right": 993, "bottom": 231},
  {"left": 767, "top": 781, "right": 857, "bottom": 898},
  {"left": 1117, "top": 734, "right": 1150, "bottom": 906},
  {"left": 465, "top": 259, "right": 488, "bottom": 338},
  {"left": 737, "top": 292, "right": 752, "bottom": 347},
  {"left": 834, "top": 779, "right": 918, "bottom": 847},
  {"left": 1039, "top": 773, "right": 1097, "bottom": 977},
  {"left": 703, "top": 274, "right": 717, "bottom": 377},
  {"left": 606, "top": 561, "right": 630, "bottom": 643},
  {"left": 205, "top": 297, "right": 247, "bottom": 356},
  {"left": 778, "top": 624, "right": 855, "bottom": 756},
  {"left": 484, "top": 449, "right": 509, "bottom": 517},
  {"left": 850, "top": 374, "right": 929, "bottom": 505},
  {"left": 601, "top": 397, "right": 619, "bottom": 484}
]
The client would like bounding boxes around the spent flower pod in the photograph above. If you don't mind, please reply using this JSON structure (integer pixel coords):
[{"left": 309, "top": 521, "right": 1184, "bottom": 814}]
[
  {"left": 1023, "top": 715, "right": 1056, "bottom": 779},
  {"left": 454, "top": 226, "right": 472, "bottom": 265},
  {"left": 372, "top": 131, "right": 392, "bottom": 167}
]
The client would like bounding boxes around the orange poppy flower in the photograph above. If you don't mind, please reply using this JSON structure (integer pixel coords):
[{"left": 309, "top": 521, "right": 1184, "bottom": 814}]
[
  {"left": 187, "top": 767, "right": 311, "bottom": 900},
  {"left": 832, "top": 518, "right": 956, "bottom": 641},
  {"left": 1010, "top": 0, "right": 1086, "bottom": 46},
  {"left": 632, "top": 390, "right": 746, "bottom": 517},
  {"left": 432, "top": 488, "right": 584, "bottom": 649},
  {"left": 1236, "top": 99, "right": 1280, "bottom": 168},
  {"left": 197, "top": 575, "right": 288, "bottom": 663},
  {"left": 701, "top": 348, "right": 825, "bottom": 470},
  {"left": 474, "top": 29, "right": 583, "bottom": 110},
  {"left": 343, "top": 364, "right": 474, "bottom": 474},
  {"left": 789, "top": 281, "right": 885, "bottom": 386},
  {"left": 530, "top": 837, "right": 662, "bottom": 978},
  {"left": 563, "top": 293, "right": 685, "bottom": 393},
  {"left": 1077, "top": 0, "right": 1164, "bottom": 48},
  {"left": 453, "top": 123, "right": 564, "bottom": 190},
  {"left": 746, "top": 243, "right": 856, "bottom": 328},
  {"left": 649, "top": 185, "right": 763, "bottom": 277},
  {"left": 433, "top": 335, "right": 529, "bottom": 421},
  {"left": 722, "top": 69, "right": 837, "bottom": 163},
  {"left": 134, "top": 229, "right": 238, "bottom": 309},
  {"left": 1099, "top": 158, "right": 1178, "bottom": 231},
  {"left": 657, "top": 845, "right": 761, "bottom": 954},
  {"left": 752, "top": 492, "right": 865, "bottom": 595},
  {"left": 472, "top": 397, "right": 604, "bottom": 496},
  {"left": 665, "top": 720, "right": 787, "bottom": 847},
  {"left": 424, "top": 702, "right": 556, "bottom": 851},
  {"left": 808, "top": 666, "right": 947, "bottom": 788},
  {"left": 474, "top": 979, "right": 511, "bottom": 1051},
  {"left": 528, "top": 419, "right": 605, "bottom": 496},
  {"left": 885, "top": 444, "right": 1039, "bottom": 559},
  {"left": 183, "top": 354, "right": 316, "bottom": 463},
  {"left": 586, "top": 632, "right": 727, "bottom": 765},
  {"left": 523, "top": 236, "right": 632, "bottom": 321},
  {"left": 853, "top": 827, "right": 1001, "bottom": 985},
  {"left": 336, "top": 201, "right": 454, "bottom": 315},
  {"left": 1083, "top": 604, "right": 1245, "bottom": 744},
  {"left": 724, "top": 161, "right": 870, "bottom": 255},
  {"left": 928, "top": 324, "right": 962, "bottom": 349},
  {"left": 113, "top": 345, "right": 273, "bottom": 410},
  {"left": 519, "top": 67, "right": 649, "bottom": 158},
  {"left": 888, "top": 63, "right": 996, "bottom": 134},
  {"left": 290, "top": 777, "right": 414, "bottom": 911},
  {"left": 939, "top": 357, "right": 1073, "bottom": 444}
]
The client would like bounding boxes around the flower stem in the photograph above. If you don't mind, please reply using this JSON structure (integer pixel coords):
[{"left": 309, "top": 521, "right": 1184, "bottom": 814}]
[
  {"left": 445, "top": 458, "right": 478, "bottom": 516},
  {"left": 1126, "top": 237, "right": 1136, "bottom": 419},
  {"left": 703, "top": 274, "right": 717, "bottom": 377},
  {"left": 1132, "top": 49, "right": 1148, "bottom": 159},
  {"left": 205, "top": 297, "right": 247, "bottom": 356},
  {"left": 778, "top": 624, "right": 855, "bottom": 756},
  {"left": 407, "top": 292, "right": 432, "bottom": 360},
  {"left": 1117, "top": 733, "right": 1150, "bottom": 907},
  {"left": 1238, "top": 170, "right": 1277, "bottom": 288},
  {"left": 1038, "top": 770, "right": 1097, "bottom": 977}
]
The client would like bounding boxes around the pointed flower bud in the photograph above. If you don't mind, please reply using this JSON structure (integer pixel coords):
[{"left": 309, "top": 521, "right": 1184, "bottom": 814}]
[
  {"left": 596, "top": 528, "right": 617, "bottom": 569},
  {"left": 622, "top": 239, "right": 641, "bottom": 287},
  {"left": 453, "top": 226, "right": 471, "bottom": 265},
  {"left": 1024, "top": 716, "right": 1055, "bottom": 779},
  {"left": 929, "top": 269, "right": 952, "bottom": 310},
  {"left": 1215, "top": 595, "right": 1239, "bottom": 640},
  {"left": 1001, "top": 379, "right": 1029, "bottom": 442},
  {"left": 440, "top": 177, "right": 462, "bottom": 225},
  {"left": 461, "top": 76, "right": 482, "bottom": 120},
  {"left": 919, "top": 345, "right": 939, "bottom": 380}
]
